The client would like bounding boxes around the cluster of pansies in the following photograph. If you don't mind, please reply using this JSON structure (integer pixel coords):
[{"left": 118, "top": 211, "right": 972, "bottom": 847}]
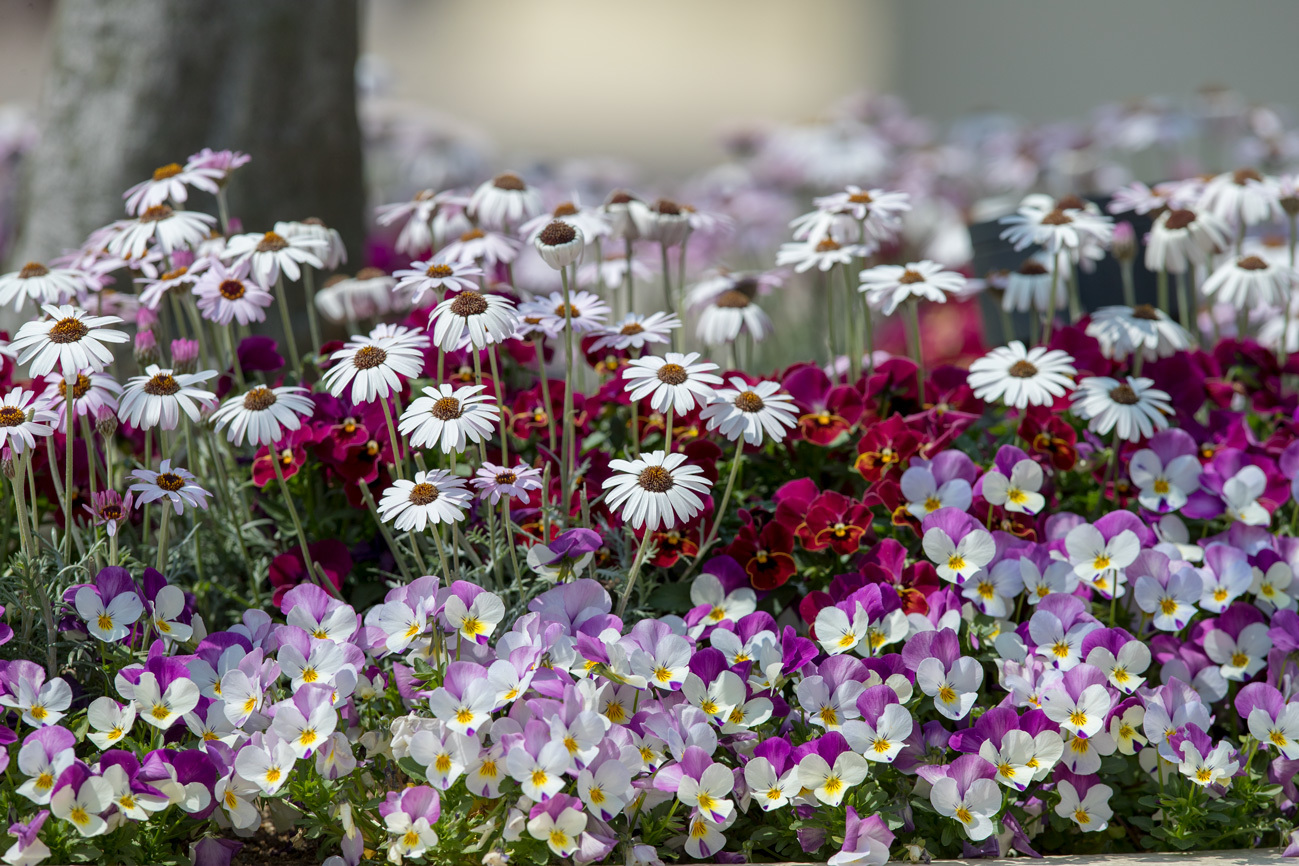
[{"left": 5, "top": 87, "right": 1299, "bottom": 866}]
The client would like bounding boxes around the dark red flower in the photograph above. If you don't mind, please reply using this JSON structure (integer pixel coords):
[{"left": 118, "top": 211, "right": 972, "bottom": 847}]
[
  {"left": 854, "top": 414, "right": 922, "bottom": 483},
  {"left": 723, "top": 510, "right": 798, "bottom": 590},
  {"left": 781, "top": 364, "right": 864, "bottom": 445},
  {"left": 268, "top": 539, "right": 352, "bottom": 606},
  {"left": 796, "top": 490, "right": 873, "bottom": 555},
  {"left": 1017, "top": 406, "right": 1078, "bottom": 471}
]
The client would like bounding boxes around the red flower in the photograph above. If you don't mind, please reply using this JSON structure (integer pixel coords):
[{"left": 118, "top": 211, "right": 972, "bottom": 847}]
[
  {"left": 854, "top": 414, "right": 922, "bottom": 483},
  {"left": 782, "top": 364, "right": 864, "bottom": 446},
  {"left": 269, "top": 539, "right": 352, "bottom": 605},
  {"left": 796, "top": 490, "right": 873, "bottom": 555},
  {"left": 1017, "top": 406, "right": 1078, "bottom": 471},
  {"left": 723, "top": 510, "right": 798, "bottom": 590},
  {"left": 253, "top": 427, "right": 313, "bottom": 487}
]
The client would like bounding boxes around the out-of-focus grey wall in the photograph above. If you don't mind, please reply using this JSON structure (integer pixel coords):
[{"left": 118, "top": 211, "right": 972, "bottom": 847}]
[{"left": 895, "top": 0, "right": 1299, "bottom": 122}]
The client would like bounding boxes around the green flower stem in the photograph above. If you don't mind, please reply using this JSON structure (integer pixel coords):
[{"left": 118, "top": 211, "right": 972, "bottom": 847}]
[{"left": 615, "top": 527, "right": 656, "bottom": 620}]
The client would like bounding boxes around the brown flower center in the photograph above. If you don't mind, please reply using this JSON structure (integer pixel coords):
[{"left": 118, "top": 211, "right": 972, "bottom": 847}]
[
  {"left": 1163, "top": 209, "right": 1196, "bottom": 230},
  {"left": 637, "top": 465, "right": 675, "bottom": 493},
  {"left": 815, "top": 238, "right": 841, "bottom": 252},
  {"left": 352, "top": 345, "right": 388, "bottom": 370},
  {"left": 242, "top": 387, "right": 278, "bottom": 411},
  {"left": 848, "top": 191, "right": 873, "bottom": 204},
  {"left": 160, "top": 266, "right": 189, "bottom": 282},
  {"left": 256, "top": 231, "right": 288, "bottom": 253},
  {"left": 49, "top": 317, "right": 89, "bottom": 344},
  {"left": 450, "top": 291, "right": 489, "bottom": 317},
  {"left": 425, "top": 264, "right": 454, "bottom": 278},
  {"left": 143, "top": 373, "right": 181, "bottom": 396},
  {"left": 1237, "top": 255, "right": 1269, "bottom": 271},
  {"left": 1132, "top": 304, "right": 1159, "bottom": 320},
  {"left": 140, "top": 204, "right": 174, "bottom": 222},
  {"left": 18, "top": 262, "right": 48, "bottom": 279},
  {"left": 495, "top": 471, "right": 518, "bottom": 485},
  {"left": 431, "top": 397, "right": 463, "bottom": 420},
  {"left": 100, "top": 504, "right": 122, "bottom": 521},
  {"left": 1055, "top": 194, "right": 1087, "bottom": 211},
  {"left": 554, "top": 303, "right": 579, "bottom": 318},
  {"left": 898, "top": 269, "right": 926, "bottom": 284},
  {"left": 356, "top": 267, "right": 386, "bottom": 280},
  {"left": 0, "top": 406, "right": 25, "bottom": 427},
  {"left": 460, "top": 228, "right": 485, "bottom": 242},
  {"left": 492, "top": 172, "right": 526, "bottom": 191},
  {"left": 715, "top": 289, "right": 752, "bottom": 308},
  {"left": 1109, "top": 384, "right": 1140, "bottom": 405},
  {"left": 58, "top": 373, "right": 93, "bottom": 399},
  {"left": 218, "top": 279, "right": 246, "bottom": 300},
  {"left": 1040, "top": 208, "right": 1073, "bottom": 226},
  {"left": 657, "top": 363, "right": 689, "bottom": 385},
  {"left": 1233, "top": 167, "right": 1263, "bottom": 186},
  {"left": 654, "top": 199, "right": 682, "bottom": 216},
  {"left": 1018, "top": 259, "right": 1048, "bottom": 276},
  {"left": 152, "top": 163, "right": 183, "bottom": 181},
  {"left": 408, "top": 482, "right": 440, "bottom": 505},
  {"left": 539, "top": 221, "right": 577, "bottom": 247},
  {"left": 607, "top": 190, "right": 636, "bottom": 205},
  {"left": 155, "top": 472, "right": 186, "bottom": 492},
  {"left": 1008, "top": 360, "right": 1039, "bottom": 378},
  {"left": 734, "top": 391, "right": 766, "bottom": 412},
  {"left": 621, "top": 322, "right": 645, "bottom": 336}
]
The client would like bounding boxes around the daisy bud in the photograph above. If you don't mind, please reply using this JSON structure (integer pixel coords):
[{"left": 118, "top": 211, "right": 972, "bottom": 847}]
[
  {"left": 94, "top": 404, "right": 118, "bottom": 438},
  {"left": 1112, "top": 221, "right": 1136, "bottom": 262},
  {"left": 1282, "top": 195, "right": 1299, "bottom": 217},
  {"left": 632, "top": 198, "right": 691, "bottom": 247},
  {"left": 535, "top": 221, "right": 584, "bottom": 270},
  {"left": 170, "top": 338, "right": 200, "bottom": 375},
  {"left": 603, "top": 189, "right": 641, "bottom": 240},
  {"left": 1, "top": 451, "right": 13, "bottom": 479},
  {"left": 134, "top": 329, "right": 160, "bottom": 367}
]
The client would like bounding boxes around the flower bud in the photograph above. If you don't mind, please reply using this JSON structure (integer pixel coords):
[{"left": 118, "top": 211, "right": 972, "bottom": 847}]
[
  {"left": 1112, "top": 221, "right": 1136, "bottom": 262},
  {"left": 134, "top": 329, "right": 160, "bottom": 367},
  {"left": 94, "top": 404, "right": 118, "bottom": 438},
  {"left": 534, "top": 221, "right": 585, "bottom": 270},
  {"left": 170, "top": 338, "right": 200, "bottom": 375}
]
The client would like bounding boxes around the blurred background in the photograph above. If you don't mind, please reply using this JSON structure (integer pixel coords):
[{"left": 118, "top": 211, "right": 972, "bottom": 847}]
[{"left": 4, "top": 0, "right": 1299, "bottom": 366}]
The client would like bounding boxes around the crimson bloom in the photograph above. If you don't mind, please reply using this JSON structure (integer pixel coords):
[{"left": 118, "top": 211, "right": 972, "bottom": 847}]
[{"left": 855, "top": 414, "right": 923, "bottom": 484}]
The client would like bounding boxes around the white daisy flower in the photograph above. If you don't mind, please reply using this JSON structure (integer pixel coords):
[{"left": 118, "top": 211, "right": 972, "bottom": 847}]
[
  {"left": 0, "top": 387, "right": 56, "bottom": 455},
  {"left": 323, "top": 330, "right": 427, "bottom": 404},
  {"left": 967, "top": 342, "right": 1076, "bottom": 409},
  {"left": 277, "top": 219, "right": 347, "bottom": 269},
  {"left": 123, "top": 161, "right": 223, "bottom": 215},
  {"left": 314, "top": 269, "right": 400, "bottom": 325},
  {"left": 8, "top": 304, "right": 129, "bottom": 377},
  {"left": 129, "top": 459, "right": 211, "bottom": 515},
  {"left": 589, "top": 311, "right": 680, "bottom": 352},
  {"left": 622, "top": 352, "right": 722, "bottom": 415},
  {"left": 694, "top": 281, "right": 773, "bottom": 347},
  {"left": 392, "top": 257, "right": 482, "bottom": 306},
  {"left": 1201, "top": 254, "right": 1292, "bottom": 310},
  {"left": 518, "top": 289, "right": 609, "bottom": 335},
  {"left": 775, "top": 237, "right": 868, "bottom": 273},
  {"left": 859, "top": 260, "right": 964, "bottom": 316},
  {"left": 472, "top": 461, "right": 543, "bottom": 505},
  {"left": 1198, "top": 168, "right": 1281, "bottom": 227},
  {"left": 211, "top": 385, "right": 315, "bottom": 447},
  {"left": 378, "top": 470, "right": 472, "bottom": 531},
  {"left": 811, "top": 185, "right": 911, "bottom": 242},
  {"left": 39, "top": 371, "right": 122, "bottom": 434},
  {"left": 520, "top": 198, "right": 611, "bottom": 246},
  {"left": 398, "top": 383, "right": 499, "bottom": 454},
  {"left": 1143, "top": 208, "right": 1229, "bottom": 274},
  {"left": 534, "top": 220, "right": 585, "bottom": 270},
  {"left": 224, "top": 227, "right": 325, "bottom": 285},
  {"left": 1072, "top": 376, "right": 1172, "bottom": 442},
  {"left": 193, "top": 259, "right": 275, "bottom": 326},
  {"left": 1086, "top": 304, "right": 1192, "bottom": 361},
  {"left": 439, "top": 227, "right": 520, "bottom": 267},
  {"left": 468, "top": 172, "right": 543, "bottom": 231},
  {"left": 602, "top": 450, "right": 713, "bottom": 531},
  {"left": 699, "top": 377, "right": 798, "bottom": 445},
  {"left": 0, "top": 262, "right": 90, "bottom": 312},
  {"left": 1002, "top": 254, "right": 1066, "bottom": 314},
  {"left": 118, "top": 366, "right": 217, "bottom": 431},
  {"left": 428, "top": 290, "right": 518, "bottom": 352},
  {"left": 999, "top": 199, "right": 1114, "bottom": 256},
  {"left": 107, "top": 205, "right": 216, "bottom": 259},
  {"left": 136, "top": 262, "right": 208, "bottom": 312}
]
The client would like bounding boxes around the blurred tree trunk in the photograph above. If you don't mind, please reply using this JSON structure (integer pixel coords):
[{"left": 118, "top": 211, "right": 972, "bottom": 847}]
[{"left": 14, "top": 0, "right": 364, "bottom": 269}]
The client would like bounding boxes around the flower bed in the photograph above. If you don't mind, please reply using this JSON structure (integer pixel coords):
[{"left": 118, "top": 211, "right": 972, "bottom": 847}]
[{"left": 3, "top": 97, "right": 1299, "bottom": 866}]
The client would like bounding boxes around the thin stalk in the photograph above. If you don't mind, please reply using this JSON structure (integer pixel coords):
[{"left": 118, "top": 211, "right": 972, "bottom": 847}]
[
  {"left": 559, "top": 267, "right": 577, "bottom": 527},
  {"left": 660, "top": 243, "right": 678, "bottom": 353},
  {"left": 1120, "top": 259, "right": 1136, "bottom": 307},
  {"left": 63, "top": 385, "right": 75, "bottom": 564},
  {"left": 1175, "top": 271, "right": 1195, "bottom": 344},
  {"left": 614, "top": 529, "right": 656, "bottom": 620},
  {"left": 624, "top": 238, "right": 636, "bottom": 316},
  {"left": 684, "top": 438, "right": 744, "bottom": 578},
  {"left": 303, "top": 266, "right": 324, "bottom": 359},
  {"left": 428, "top": 525, "right": 451, "bottom": 579},
  {"left": 142, "top": 431, "right": 152, "bottom": 547},
  {"left": 156, "top": 506, "right": 171, "bottom": 572},
  {"left": 486, "top": 345, "right": 511, "bottom": 466},
  {"left": 905, "top": 300, "right": 925, "bottom": 403},
  {"left": 841, "top": 263, "right": 861, "bottom": 381},
  {"left": 823, "top": 270, "right": 838, "bottom": 377},
  {"left": 271, "top": 443, "right": 334, "bottom": 597},
  {"left": 380, "top": 396, "right": 407, "bottom": 479},
  {"left": 534, "top": 339, "right": 557, "bottom": 458},
  {"left": 1286, "top": 212, "right": 1298, "bottom": 365},
  {"left": 1156, "top": 269, "right": 1170, "bottom": 315},
  {"left": 11, "top": 455, "right": 35, "bottom": 561},
  {"left": 359, "top": 482, "right": 413, "bottom": 582},
  {"left": 502, "top": 498, "right": 521, "bottom": 586},
  {"left": 664, "top": 406, "right": 674, "bottom": 455},
  {"left": 1044, "top": 254, "right": 1061, "bottom": 344},
  {"left": 274, "top": 274, "right": 300, "bottom": 371}
]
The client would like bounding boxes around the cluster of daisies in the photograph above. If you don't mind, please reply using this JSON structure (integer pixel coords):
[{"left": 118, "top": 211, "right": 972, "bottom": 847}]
[{"left": 6, "top": 83, "right": 1299, "bottom": 866}]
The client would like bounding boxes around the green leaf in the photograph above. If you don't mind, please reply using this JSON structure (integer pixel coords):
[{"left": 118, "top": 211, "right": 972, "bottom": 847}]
[{"left": 397, "top": 757, "right": 427, "bottom": 782}]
